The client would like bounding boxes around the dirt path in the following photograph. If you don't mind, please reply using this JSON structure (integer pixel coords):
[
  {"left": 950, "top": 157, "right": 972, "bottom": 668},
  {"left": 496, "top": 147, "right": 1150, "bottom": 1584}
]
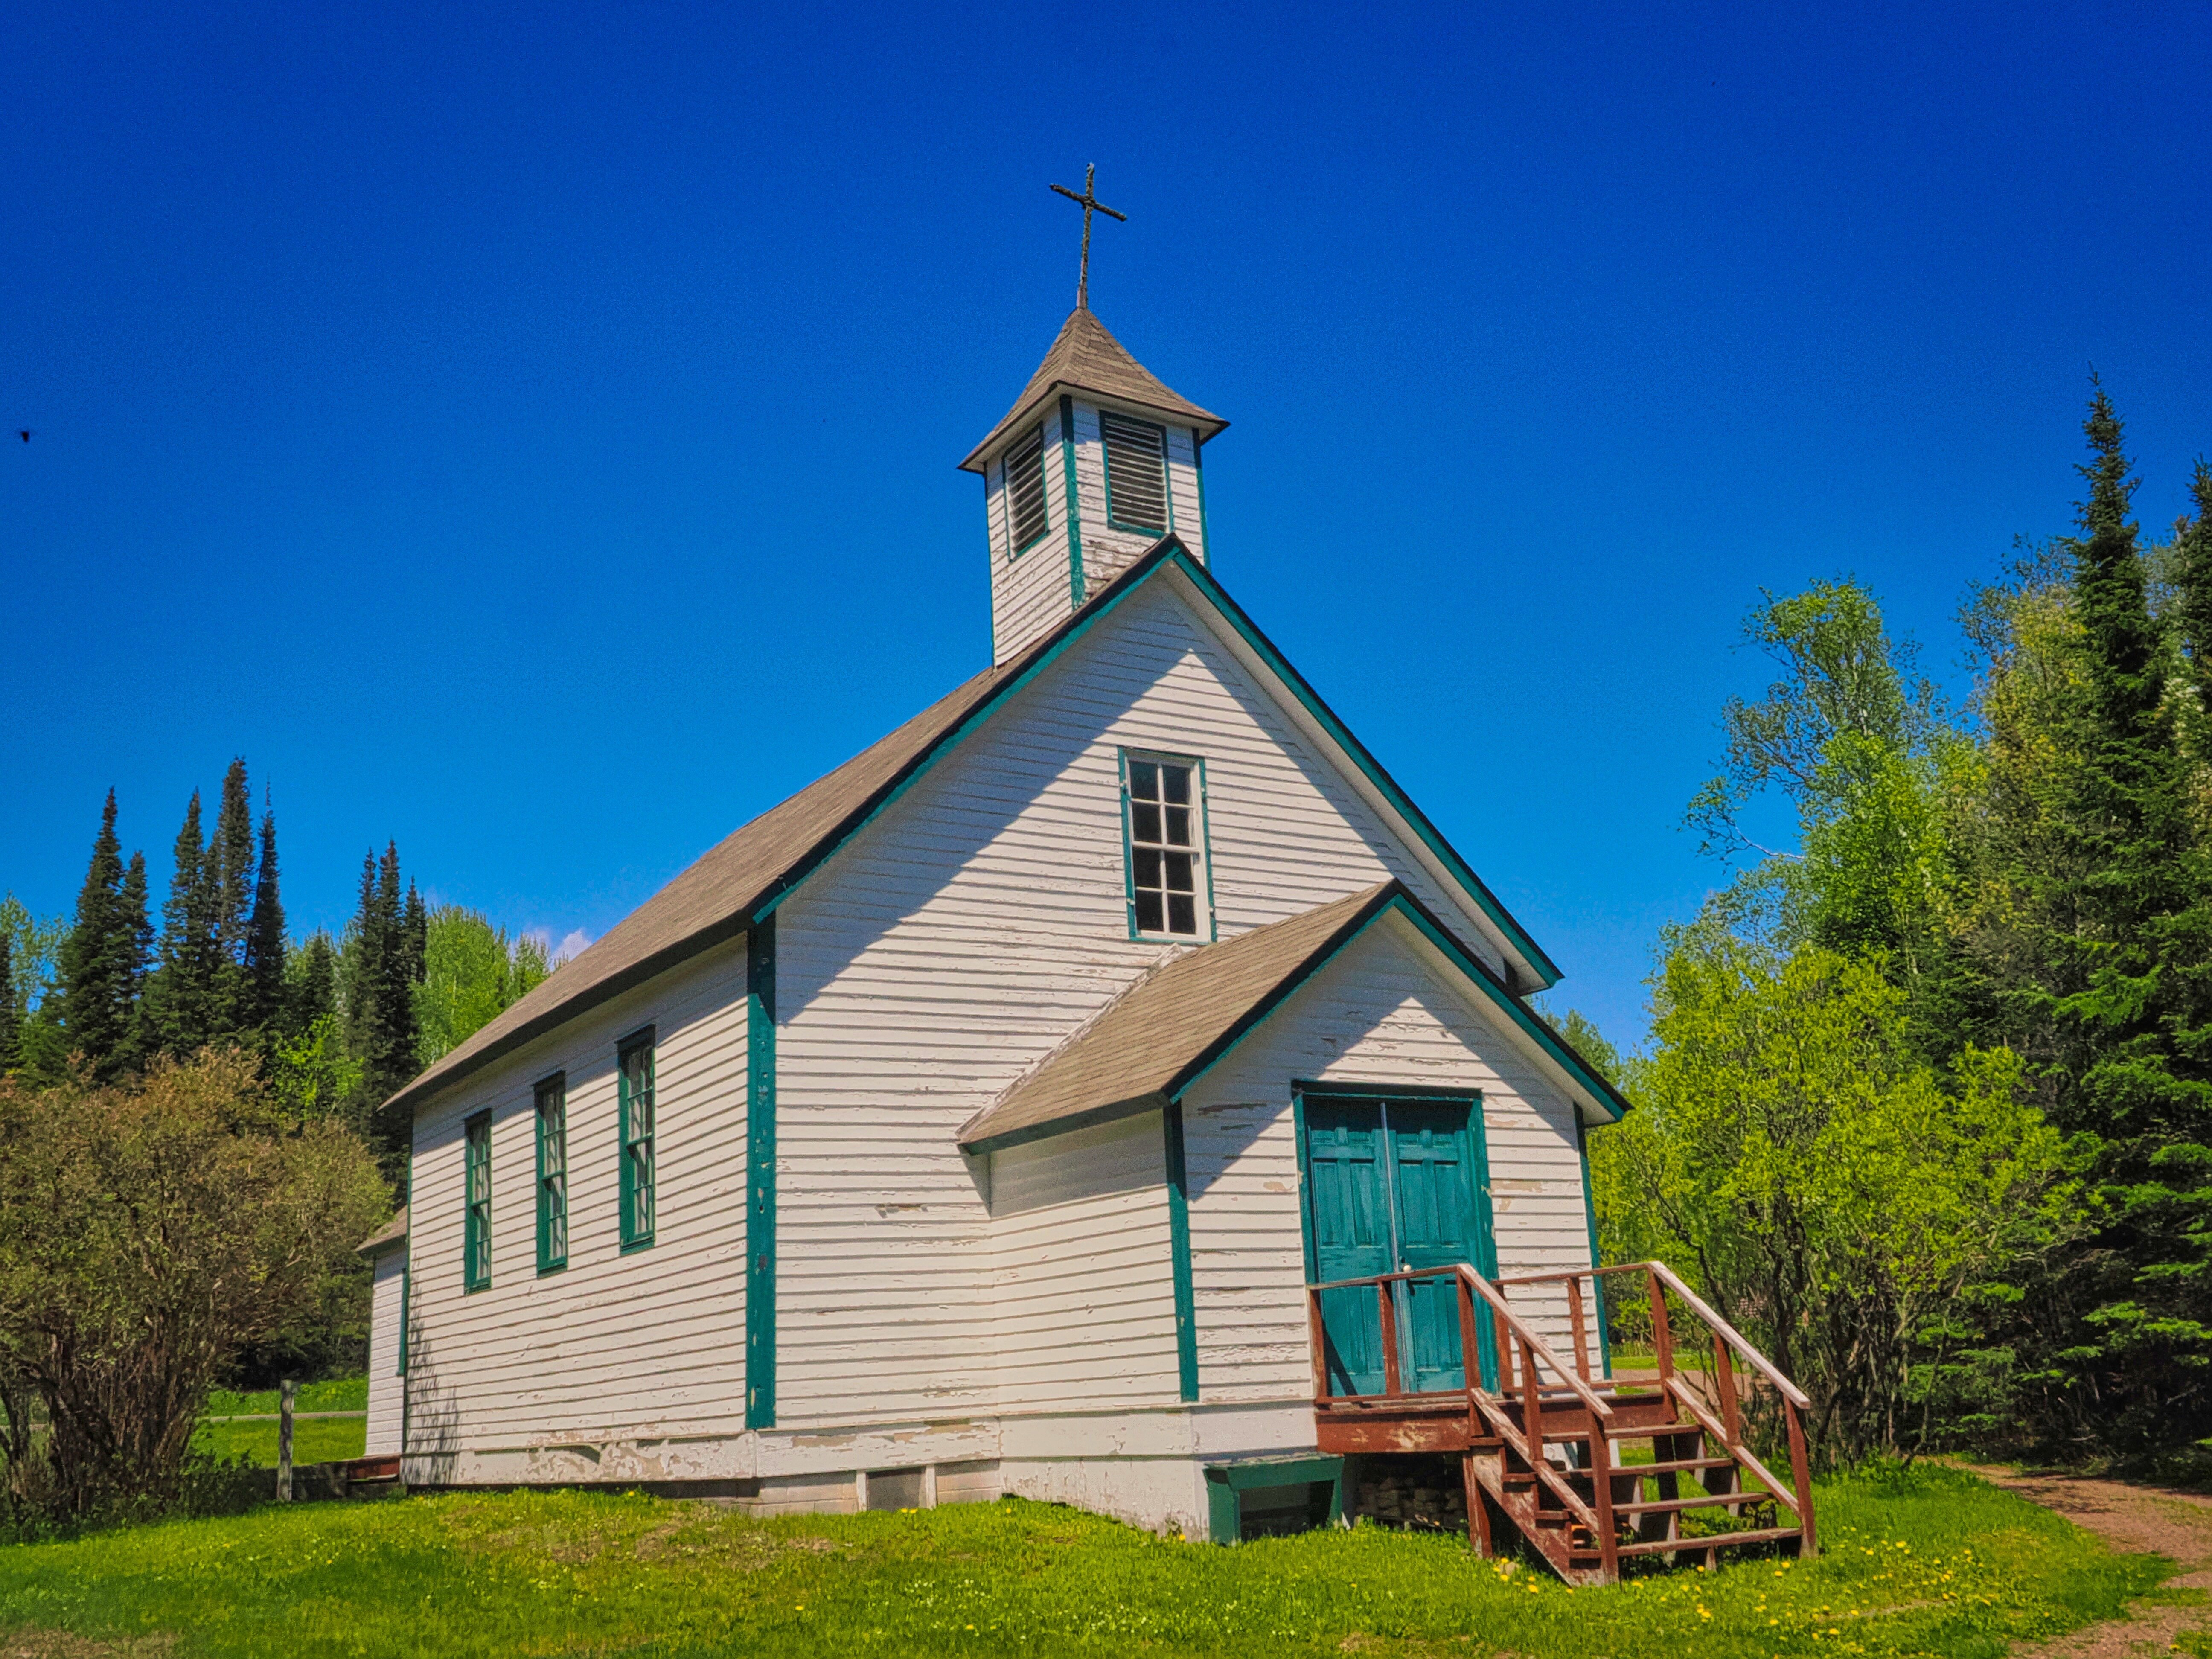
[{"left": 1966, "top": 1465, "right": 2212, "bottom": 1656}]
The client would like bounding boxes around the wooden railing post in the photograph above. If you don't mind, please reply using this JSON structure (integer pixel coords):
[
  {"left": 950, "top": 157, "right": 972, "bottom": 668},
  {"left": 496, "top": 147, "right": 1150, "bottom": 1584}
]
[
  {"left": 1378, "top": 1279, "right": 1403, "bottom": 1397},
  {"left": 1712, "top": 1333, "right": 1740, "bottom": 1442},
  {"left": 1785, "top": 1398, "right": 1818, "bottom": 1556},
  {"left": 1586, "top": 1384, "right": 1619, "bottom": 1583},
  {"left": 1456, "top": 1270, "right": 1482, "bottom": 1416},
  {"left": 1646, "top": 1268, "right": 1675, "bottom": 1389},
  {"left": 1565, "top": 1275, "right": 1591, "bottom": 1383},
  {"left": 1520, "top": 1330, "right": 1544, "bottom": 1463},
  {"left": 1308, "top": 1285, "right": 1330, "bottom": 1403}
]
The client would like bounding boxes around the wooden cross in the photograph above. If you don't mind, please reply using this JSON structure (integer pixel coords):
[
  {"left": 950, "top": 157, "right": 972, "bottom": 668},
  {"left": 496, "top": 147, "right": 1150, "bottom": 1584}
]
[{"left": 1050, "top": 165, "right": 1126, "bottom": 311}]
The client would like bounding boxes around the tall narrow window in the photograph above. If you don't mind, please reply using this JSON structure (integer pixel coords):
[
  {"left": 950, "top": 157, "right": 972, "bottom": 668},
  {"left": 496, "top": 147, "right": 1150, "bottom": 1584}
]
[
  {"left": 618, "top": 1032, "right": 656, "bottom": 1251},
  {"left": 1004, "top": 423, "right": 1049, "bottom": 554},
  {"left": 463, "top": 1112, "right": 492, "bottom": 1292},
  {"left": 1124, "top": 753, "right": 1208, "bottom": 938},
  {"left": 535, "top": 1074, "right": 568, "bottom": 1274},
  {"left": 1102, "top": 410, "right": 1169, "bottom": 534},
  {"left": 396, "top": 1264, "right": 409, "bottom": 1375}
]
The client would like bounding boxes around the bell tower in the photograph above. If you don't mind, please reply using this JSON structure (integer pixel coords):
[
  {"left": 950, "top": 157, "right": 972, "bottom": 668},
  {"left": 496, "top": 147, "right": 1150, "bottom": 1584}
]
[{"left": 959, "top": 172, "right": 1228, "bottom": 665}]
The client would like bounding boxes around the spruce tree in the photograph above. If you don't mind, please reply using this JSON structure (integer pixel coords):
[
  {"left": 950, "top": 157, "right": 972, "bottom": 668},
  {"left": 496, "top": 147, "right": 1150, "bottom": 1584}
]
[
  {"left": 243, "top": 802, "right": 286, "bottom": 1034},
  {"left": 144, "top": 791, "right": 214, "bottom": 1058},
  {"left": 114, "top": 851, "right": 153, "bottom": 1071},
  {"left": 0, "top": 928, "right": 17, "bottom": 1075},
  {"left": 288, "top": 929, "right": 338, "bottom": 1038},
  {"left": 51, "top": 791, "right": 146, "bottom": 1078},
  {"left": 204, "top": 759, "right": 254, "bottom": 1035}
]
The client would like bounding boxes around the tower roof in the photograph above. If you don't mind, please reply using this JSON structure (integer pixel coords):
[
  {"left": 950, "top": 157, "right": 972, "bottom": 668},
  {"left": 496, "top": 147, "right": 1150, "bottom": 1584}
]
[{"left": 959, "top": 306, "right": 1226, "bottom": 473}]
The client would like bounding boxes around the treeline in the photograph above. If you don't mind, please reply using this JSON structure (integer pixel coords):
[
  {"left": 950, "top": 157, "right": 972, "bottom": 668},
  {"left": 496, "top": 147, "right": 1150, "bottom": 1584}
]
[
  {"left": 1579, "top": 384, "right": 2212, "bottom": 1471},
  {"left": 0, "top": 760, "right": 557, "bottom": 1178}
]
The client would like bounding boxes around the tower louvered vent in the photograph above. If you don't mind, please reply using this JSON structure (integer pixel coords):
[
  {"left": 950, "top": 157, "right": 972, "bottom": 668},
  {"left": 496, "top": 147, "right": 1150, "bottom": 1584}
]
[
  {"left": 1101, "top": 411, "right": 1169, "bottom": 533},
  {"left": 1004, "top": 424, "right": 1049, "bottom": 552}
]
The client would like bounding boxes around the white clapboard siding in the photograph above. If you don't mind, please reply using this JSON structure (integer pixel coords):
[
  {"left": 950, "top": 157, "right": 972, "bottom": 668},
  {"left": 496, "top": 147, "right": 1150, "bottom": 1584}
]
[
  {"left": 988, "top": 439, "right": 1078, "bottom": 666},
  {"left": 771, "top": 575, "right": 1518, "bottom": 1427},
  {"left": 1163, "top": 425, "right": 1207, "bottom": 565},
  {"left": 404, "top": 937, "right": 750, "bottom": 1456},
  {"left": 988, "top": 1113, "right": 1182, "bottom": 1407},
  {"left": 1179, "top": 910, "right": 1595, "bottom": 1403},
  {"left": 363, "top": 1252, "right": 406, "bottom": 1457}
]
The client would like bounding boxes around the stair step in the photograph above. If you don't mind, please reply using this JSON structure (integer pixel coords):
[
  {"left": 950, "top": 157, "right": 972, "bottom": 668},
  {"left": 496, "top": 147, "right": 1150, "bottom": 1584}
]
[
  {"left": 1607, "top": 1526, "right": 1802, "bottom": 1560},
  {"left": 1608, "top": 1456, "right": 1739, "bottom": 1477},
  {"left": 1611, "top": 1493, "right": 1772, "bottom": 1518}
]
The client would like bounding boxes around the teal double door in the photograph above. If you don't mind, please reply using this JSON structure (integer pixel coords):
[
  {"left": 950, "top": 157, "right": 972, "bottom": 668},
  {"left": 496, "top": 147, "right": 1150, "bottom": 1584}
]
[{"left": 1301, "top": 1092, "right": 1498, "bottom": 1396}]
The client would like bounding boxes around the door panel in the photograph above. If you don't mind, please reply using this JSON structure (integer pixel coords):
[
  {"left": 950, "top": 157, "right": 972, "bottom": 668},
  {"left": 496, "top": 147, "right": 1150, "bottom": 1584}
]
[
  {"left": 1388, "top": 1102, "right": 1493, "bottom": 1392},
  {"left": 1303, "top": 1093, "right": 1498, "bottom": 1397},
  {"left": 1303, "top": 1100, "right": 1392, "bottom": 1396}
]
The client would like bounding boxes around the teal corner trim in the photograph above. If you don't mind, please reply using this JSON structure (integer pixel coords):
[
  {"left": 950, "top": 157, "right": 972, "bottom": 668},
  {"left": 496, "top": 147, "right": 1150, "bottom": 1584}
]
[
  {"left": 1163, "top": 1102, "right": 1199, "bottom": 1403},
  {"left": 1577, "top": 1118, "right": 1612, "bottom": 1378},
  {"left": 745, "top": 919, "right": 778, "bottom": 1429},
  {"left": 1291, "top": 1091, "right": 1317, "bottom": 1284},
  {"left": 1190, "top": 428, "right": 1211, "bottom": 566},
  {"left": 1059, "top": 395, "right": 1085, "bottom": 609}
]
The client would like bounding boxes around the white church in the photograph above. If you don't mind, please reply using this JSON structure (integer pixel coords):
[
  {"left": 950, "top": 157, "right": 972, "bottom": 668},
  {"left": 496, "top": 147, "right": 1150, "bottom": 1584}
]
[{"left": 355, "top": 253, "right": 1638, "bottom": 1547}]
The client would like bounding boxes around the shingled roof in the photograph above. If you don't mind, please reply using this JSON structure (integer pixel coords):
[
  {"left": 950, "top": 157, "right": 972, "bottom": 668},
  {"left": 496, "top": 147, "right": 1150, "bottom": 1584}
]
[
  {"left": 957, "top": 880, "right": 1629, "bottom": 1154},
  {"left": 959, "top": 306, "right": 1227, "bottom": 473},
  {"left": 379, "top": 538, "right": 1563, "bottom": 1123},
  {"left": 357, "top": 1205, "right": 408, "bottom": 1257}
]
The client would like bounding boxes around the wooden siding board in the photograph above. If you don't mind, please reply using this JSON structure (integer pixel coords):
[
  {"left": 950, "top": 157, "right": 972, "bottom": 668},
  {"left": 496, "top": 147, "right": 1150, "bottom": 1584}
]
[
  {"left": 1179, "top": 913, "right": 1592, "bottom": 1403},
  {"left": 402, "top": 939, "right": 750, "bottom": 1454},
  {"left": 364, "top": 1253, "right": 405, "bottom": 1456},
  {"left": 768, "top": 577, "right": 1533, "bottom": 1426},
  {"left": 991, "top": 428, "right": 1076, "bottom": 665}
]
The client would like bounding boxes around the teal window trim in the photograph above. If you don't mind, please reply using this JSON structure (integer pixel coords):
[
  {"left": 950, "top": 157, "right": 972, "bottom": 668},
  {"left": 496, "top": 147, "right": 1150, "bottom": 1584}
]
[
  {"left": 745, "top": 920, "right": 778, "bottom": 1428},
  {"left": 1190, "top": 428, "right": 1210, "bottom": 566},
  {"left": 534, "top": 1072, "right": 568, "bottom": 1275},
  {"left": 1059, "top": 395, "right": 1085, "bottom": 608},
  {"left": 463, "top": 1110, "right": 492, "bottom": 1293},
  {"left": 396, "top": 1260, "right": 409, "bottom": 1376},
  {"left": 1120, "top": 746, "right": 1212, "bottom": 942},
  {"left": 1004, "top": 423, "right": 1051, "bottom": 559},
  {"left": 617, "top": 1028, "right": 657, "bottom": 1253},
  {"left": 1163, "top": 1102, "right": 1199, "bottom": 1403},
  {"left": 1577, "top": 1117, "right": 1612, "bottom": 1378},
  {"left": 1101, "top": 408, "right": 1170, "bottom": 537}
]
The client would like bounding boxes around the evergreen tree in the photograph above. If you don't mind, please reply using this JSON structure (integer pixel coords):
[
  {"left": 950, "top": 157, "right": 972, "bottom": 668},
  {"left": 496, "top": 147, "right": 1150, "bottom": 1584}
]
[
  {"left": 344, "top": 843, "right": 425, "bottom": 1174},
  {"left": 204, "top": 759, "right": 254, "bottom": 1034},
  {"left": 143, "top": 791, "right": 215, "bottom": 1058},
  {"left": 114, "top": 852, "right": 153, "bottom": 1071},
  {"left": 49, "top": 792, "right": 148, "bottom": 1078},
  {"left": 0, "top": 928, "right": 17, "bottom": 1075},
  {"left": 243, "top": 803, "right": 286, "bottom": 1034},
  {"left": 288, "top": 930, "right": 338, "bottom": 1038}
]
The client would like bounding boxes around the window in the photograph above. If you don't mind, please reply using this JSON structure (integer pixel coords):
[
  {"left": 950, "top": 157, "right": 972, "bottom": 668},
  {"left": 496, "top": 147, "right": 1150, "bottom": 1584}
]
[
  {"left": 535, "top": 1074, "right": 568, "bottom": 1274},
  {"left": 1124, "top": 753, "right": 1209, "bottom": 938},
  {"left": 618, "top": 1032, "right": 656, "bottom": 1251},
  {"left": 396, "top": 1265, "right": 409, "bottom": 1375},
  {"left": 1004, "top": 423, "right": 1049, "bottom": 554},
  {"left": 1102, "top": 410, "right": 1169, "bottom": 534},
  {"left": 463, "top": 1112, "right": 492, "bottom": 1292}
]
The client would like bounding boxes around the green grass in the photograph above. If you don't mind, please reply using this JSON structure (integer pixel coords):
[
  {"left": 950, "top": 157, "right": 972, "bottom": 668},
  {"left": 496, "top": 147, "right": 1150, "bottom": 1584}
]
[
  {"left": 0, "top": 1463, "right": 2169, "bottom": 1657},
  {"left": 204, "top": 1376, "right": 367, "bottom": 1417},
  {"left": 188, "top": 1416, "right": 366, "bottom": 1467}
]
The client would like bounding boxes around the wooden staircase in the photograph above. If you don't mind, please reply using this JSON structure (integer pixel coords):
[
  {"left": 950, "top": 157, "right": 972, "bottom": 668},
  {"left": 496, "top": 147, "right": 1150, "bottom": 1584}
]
[{"left": 1309, "top": 1261, "right": 1816, "bottom": 1587}]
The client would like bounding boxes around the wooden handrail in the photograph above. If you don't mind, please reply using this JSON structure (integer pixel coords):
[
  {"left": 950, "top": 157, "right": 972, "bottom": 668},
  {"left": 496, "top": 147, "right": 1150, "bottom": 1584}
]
[
  {"left": 1454, "top": 1266, "right": 1615, "bottom": 1423},
  {"left": 1496, "top": 1260, "right": 1814, "bottom": 1412}
]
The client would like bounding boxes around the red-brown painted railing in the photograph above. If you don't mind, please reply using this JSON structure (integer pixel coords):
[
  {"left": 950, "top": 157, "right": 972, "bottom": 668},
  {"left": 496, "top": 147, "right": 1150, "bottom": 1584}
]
[{"left": 1306, "top": 1257, "right": 1819, "bottom": 1575}]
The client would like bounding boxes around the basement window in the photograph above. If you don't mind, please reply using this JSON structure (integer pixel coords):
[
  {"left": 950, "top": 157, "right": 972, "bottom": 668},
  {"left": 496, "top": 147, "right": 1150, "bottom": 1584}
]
[
  {"left": 1123, "top": 751, "right": 1211, "bottom": 940},
  {"left": 1004, "top": 424, "right": 1050, "bottom": 555},
  {"left": 1102, "top": 410, "right": 1169, "bottom": 534}
]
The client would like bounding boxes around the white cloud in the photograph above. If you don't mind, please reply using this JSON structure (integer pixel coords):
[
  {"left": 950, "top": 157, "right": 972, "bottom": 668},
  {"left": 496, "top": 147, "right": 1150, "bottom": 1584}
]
[{"left": 554, "top": 929, "right": 593, "bottom": 965}]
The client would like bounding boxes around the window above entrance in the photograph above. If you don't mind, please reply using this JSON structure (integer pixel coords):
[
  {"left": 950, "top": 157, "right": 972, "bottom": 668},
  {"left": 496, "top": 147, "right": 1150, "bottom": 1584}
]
[{"left": 1121, "top": 749, "right": 1213, "bottom": 940}]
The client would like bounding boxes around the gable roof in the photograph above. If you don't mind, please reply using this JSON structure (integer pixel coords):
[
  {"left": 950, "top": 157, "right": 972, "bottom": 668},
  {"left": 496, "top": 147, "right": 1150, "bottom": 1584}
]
[
  {"left": 357, "top": 1205, "right": 408, "bottom": 1258},
  {"left": 958, "top": 880, "right": 1628, "bottom": 1155},
  {"left": 959, "top": 306, "right": 1227, "bottom": 473},
  {"left": 382, "top": 537, "right": 1560, "bottom": 1120}
]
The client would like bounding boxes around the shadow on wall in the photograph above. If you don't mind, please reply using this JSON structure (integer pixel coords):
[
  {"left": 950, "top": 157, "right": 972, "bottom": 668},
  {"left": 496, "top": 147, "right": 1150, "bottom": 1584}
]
[{"left": 401, "top": 1299, "right": 461, "bottom": 1488}]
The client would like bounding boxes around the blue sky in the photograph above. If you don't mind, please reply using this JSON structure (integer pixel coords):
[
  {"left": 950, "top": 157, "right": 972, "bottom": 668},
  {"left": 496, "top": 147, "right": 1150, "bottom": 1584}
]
[{"left": 3, "top": 1, "right": 2208, "bottom": 1048}]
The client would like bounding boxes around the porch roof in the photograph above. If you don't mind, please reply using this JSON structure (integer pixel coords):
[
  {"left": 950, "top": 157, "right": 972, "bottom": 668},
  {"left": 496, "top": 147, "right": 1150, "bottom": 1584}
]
[{"left": 955, "top": 882, "right": 1629, "bottom": 1155}]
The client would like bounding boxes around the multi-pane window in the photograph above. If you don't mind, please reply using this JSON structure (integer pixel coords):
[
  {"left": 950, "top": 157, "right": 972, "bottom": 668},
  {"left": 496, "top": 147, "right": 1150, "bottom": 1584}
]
[
  {"left": 1004, "top": 423, "right": 1049, "bottom": 553},
  {"left": 535, "top": 1074, "right": 568, "bottom": 1274},
  {"left": 1125, "top": 754, "right": 1207, "bottom": 938},
  {"left": 618, "top": 1033, "right": 656, "bottom": 1250},
  {"left": 396, "top": 1265, "right": 409, "bottom": 1375},
  {"left": 1101, "top": 410, "right": 1169, "bottom": 534},
  {"left": 463, "top": 1112, "right": 492, "bottom": 1291}
]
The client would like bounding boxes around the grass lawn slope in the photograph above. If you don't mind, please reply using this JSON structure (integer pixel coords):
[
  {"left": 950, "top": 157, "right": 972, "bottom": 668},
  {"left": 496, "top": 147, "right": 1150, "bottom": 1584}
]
[{"left": 0, "top": 1464, "right": 2165, "bottom": 1658}]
